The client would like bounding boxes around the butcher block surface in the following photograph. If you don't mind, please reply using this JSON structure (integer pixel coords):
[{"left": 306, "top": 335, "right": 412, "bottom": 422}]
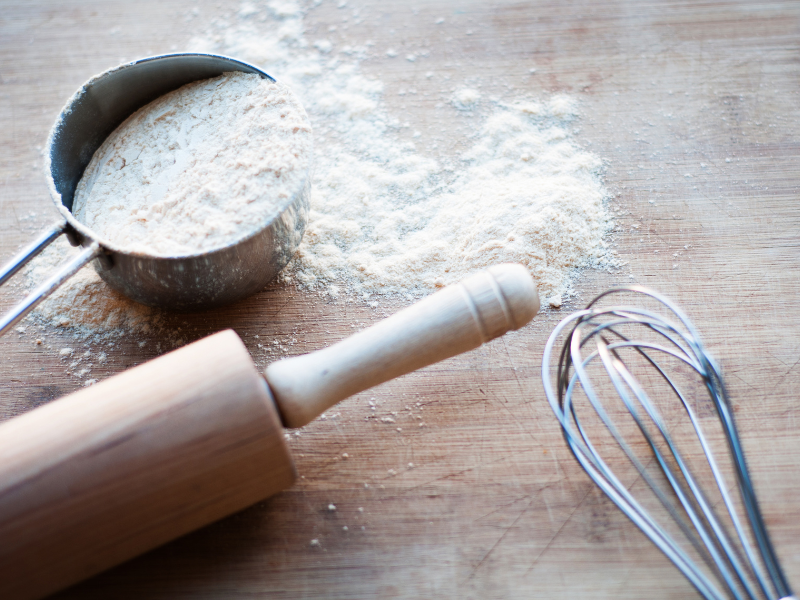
[{"left": 1, "top": 1, "right": 800, "bottom": 598}]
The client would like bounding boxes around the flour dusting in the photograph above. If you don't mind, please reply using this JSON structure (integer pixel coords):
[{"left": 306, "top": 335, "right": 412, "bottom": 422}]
[
  {"left": 24, "top": 0, "right": 614, "bottom": 341},
  {"left": 24, "top": 237, "right": 169, "bottom": 340},
  {"left": 189, "top": 2, "right": 613, "bottom": 301},
  {"left": 452, "top": 88, "right": 481, "bottom": 110},
  {"left": 291, "top": 98, "right": 608, "bottom": 298}
]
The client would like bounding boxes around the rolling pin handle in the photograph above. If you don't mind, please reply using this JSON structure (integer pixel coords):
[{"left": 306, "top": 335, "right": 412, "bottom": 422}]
[{"left": 265, "top": 263, "right": 540, "bottom": 428}]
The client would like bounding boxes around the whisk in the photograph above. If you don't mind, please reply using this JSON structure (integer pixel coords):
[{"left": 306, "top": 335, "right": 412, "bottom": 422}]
[{"left": 541, "top": 286, "right": 795, "bottom": 600}]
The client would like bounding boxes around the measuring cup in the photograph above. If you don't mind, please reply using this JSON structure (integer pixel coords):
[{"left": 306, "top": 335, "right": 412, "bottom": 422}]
[{"left": 0, "top": 53, "right": 310, "bottom": 337}]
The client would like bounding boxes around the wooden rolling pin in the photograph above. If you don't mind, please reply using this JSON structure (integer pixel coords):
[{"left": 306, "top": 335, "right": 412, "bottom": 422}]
[{"left": 0, "top": 263, "right": 539, "bottom": 600}]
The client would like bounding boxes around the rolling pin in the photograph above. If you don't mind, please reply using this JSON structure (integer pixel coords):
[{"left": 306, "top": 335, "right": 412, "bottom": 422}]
[{"left": 0, "top": 263, "right": 539, "bottom": 600}]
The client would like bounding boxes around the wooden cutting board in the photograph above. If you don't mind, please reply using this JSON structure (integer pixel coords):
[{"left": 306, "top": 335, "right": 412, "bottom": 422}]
[{"left": 1, "top": 1, "right": 799, "bottom": 598}]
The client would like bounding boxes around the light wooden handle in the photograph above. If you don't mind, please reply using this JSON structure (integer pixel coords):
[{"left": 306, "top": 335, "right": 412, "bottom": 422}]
[
  {"left": 265, "top": 263, "right": 539, "bottom": 428},
  {"left": 0, "top": 330, "right": 294, "bottom": 600}
]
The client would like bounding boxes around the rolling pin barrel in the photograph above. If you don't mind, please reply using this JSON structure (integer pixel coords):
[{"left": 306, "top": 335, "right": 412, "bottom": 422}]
[{"left": 0, "top": 331, "right": 294, "bottom": 600}]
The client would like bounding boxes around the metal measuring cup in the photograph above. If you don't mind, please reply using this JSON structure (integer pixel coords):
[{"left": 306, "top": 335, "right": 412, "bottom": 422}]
[{"left": 0, "top": 53, "right": 310, "bottom": 337}]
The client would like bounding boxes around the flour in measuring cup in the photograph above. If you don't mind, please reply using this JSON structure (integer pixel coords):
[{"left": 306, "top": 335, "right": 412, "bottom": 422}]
[{"left": 72, "top": 71, "right": 312, "bottom": 256}]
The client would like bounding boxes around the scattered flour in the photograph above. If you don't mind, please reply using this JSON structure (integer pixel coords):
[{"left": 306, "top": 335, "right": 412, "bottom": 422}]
[
  {"left": 24, "top": 237, "right": 169, "bottom": 340},
  {"left": 189, "top": 2, "right": 614, "bottom": 301},
  {"left": 23, "top": 0, "right": 613, "bottom": 341},
  {"left": 452, "top": 88, "right": 481, "bottom": 110},
  {"left": 292, "top": 99, "right": 608, "bottom": 297},
  {"left": 73, "top": 72, "right": 312, "bottom": 256}
]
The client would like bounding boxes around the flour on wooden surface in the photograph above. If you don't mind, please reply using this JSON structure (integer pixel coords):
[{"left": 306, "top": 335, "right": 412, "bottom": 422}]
[
  {"left": 292, "top": 98, "right": 608, "bottom": 298},
  {"left": 189, "top": 2, "right": 613, "bottom": 301},
  {"left": 73, "top": 72, "right": 312, "bottom": 256},
  {"left": 25, "top": 0, "right": 613, "bottom": 341},
  {"left": 452, "top": 88, "right": 481, "bottom": 110},
  {"left": 23, "top": 237, "right": 169, "bottom": 340}
]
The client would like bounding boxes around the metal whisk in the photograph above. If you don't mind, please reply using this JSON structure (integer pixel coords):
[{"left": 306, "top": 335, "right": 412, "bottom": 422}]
[{"left": 541, "top": 286, "right": 794, "bottom": 600}]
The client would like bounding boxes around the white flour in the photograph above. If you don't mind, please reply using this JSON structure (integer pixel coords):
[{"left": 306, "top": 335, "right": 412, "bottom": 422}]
[
  {"left": 188, "top": 3, "right": 612, "bottom": 300},
  {"left": 452, "top": 88, "right": 481, "bottom": 111},
  {"left": 73, "top": 72, "right": 312, "bottom": 256},
  {"left": 24, "top": 0, "right": 614, "bottom": 340},
  {"left": 290, "top": 97, "right": 609, "bottom": 298}
]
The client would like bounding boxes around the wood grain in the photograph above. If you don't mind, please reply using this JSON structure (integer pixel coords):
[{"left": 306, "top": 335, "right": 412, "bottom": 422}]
[{"left": 1, "top": 1, "right": 799, "bottom": 598}]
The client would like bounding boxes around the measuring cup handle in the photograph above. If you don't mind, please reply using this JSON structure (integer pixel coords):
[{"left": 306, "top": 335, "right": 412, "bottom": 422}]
[
  {"left": 0, "top": 238, "right": 102, "bottom": 337},
  {"left": 0, "top": 221, "right": 67, "bottom": 286}
]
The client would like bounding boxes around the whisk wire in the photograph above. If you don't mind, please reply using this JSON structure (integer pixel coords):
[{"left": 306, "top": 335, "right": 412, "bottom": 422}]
[
  {"left": 550, "top": 316, "right": 727, "bottom": 599},
  {"left": 641, "top": 348, "right": 773, "bottom": 599},
  {"left": 709, "top": 370, "right": 792, "bottom": 599},
  {"left": 591, "top": 316, "right": 773, "bottom": 595},
  {"left": 566, "top": 433, "right": 726, "bottom": 599},
  {"left": 567, "top": 367, "right": 727, "bottom": 596},
  {"left": 542, "top": 287, "right": 794, "bottom": 600},
  {"left": 599, "top": 341, "right": 760, "bottom": 600},
  {"left": 561, "top": 364, "right": 727, "bottom": 599}
]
